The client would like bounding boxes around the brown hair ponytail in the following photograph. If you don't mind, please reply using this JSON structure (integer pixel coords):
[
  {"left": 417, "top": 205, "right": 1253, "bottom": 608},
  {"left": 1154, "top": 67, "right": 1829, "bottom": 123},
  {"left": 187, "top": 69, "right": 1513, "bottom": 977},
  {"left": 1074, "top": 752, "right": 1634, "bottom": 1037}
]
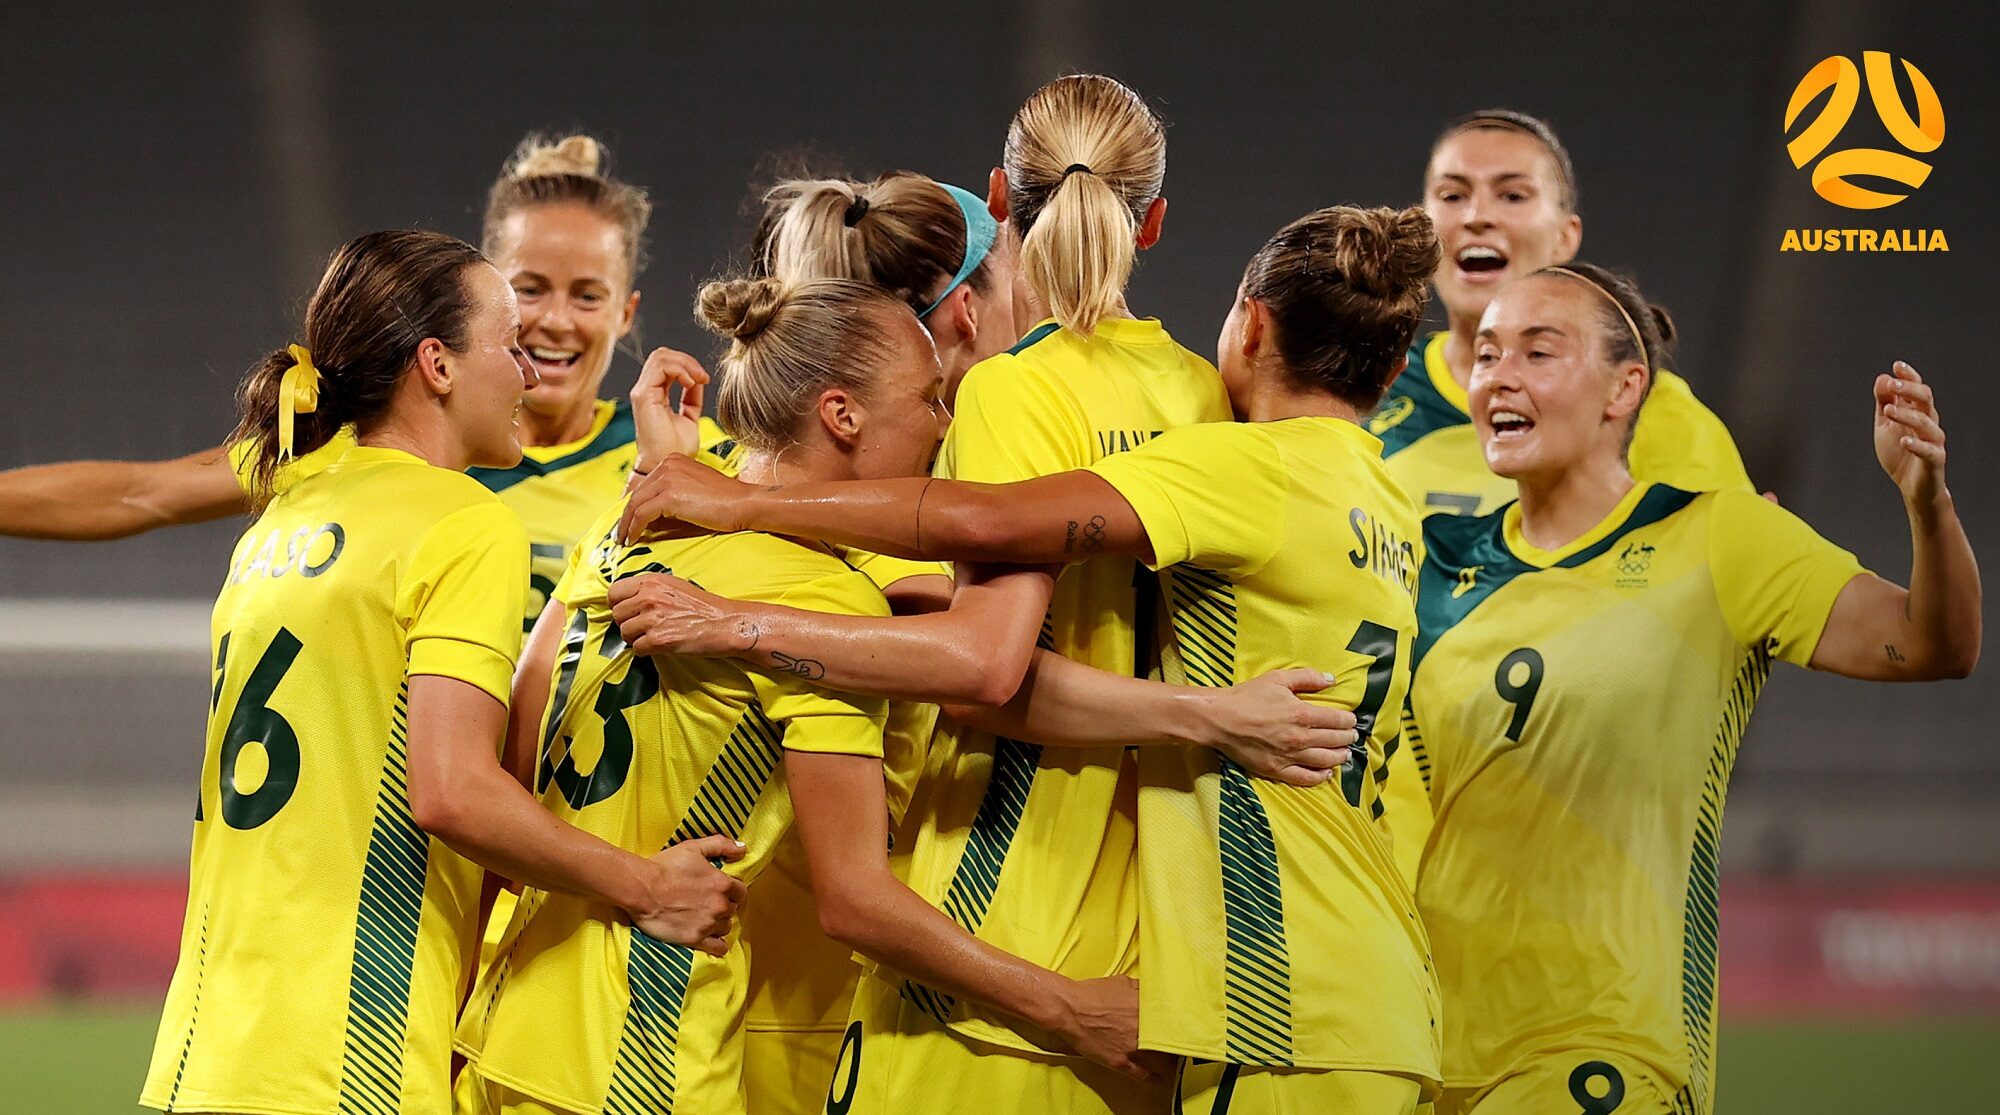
[{"left": 229, "top": 230, "right": 487, "bottom": 507}]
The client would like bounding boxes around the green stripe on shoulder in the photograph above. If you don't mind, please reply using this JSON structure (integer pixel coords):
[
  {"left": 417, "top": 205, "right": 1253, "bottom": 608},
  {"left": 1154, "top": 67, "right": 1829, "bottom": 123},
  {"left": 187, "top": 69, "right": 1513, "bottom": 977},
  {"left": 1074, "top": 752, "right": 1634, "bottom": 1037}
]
[
  {"left": 1415, "top": 507, "right": 1528, "bottom": 667},
  {"left": 1006, "top": 321, "right": 1060, "bottom": 355},
  {"left": 1368, "top": 339, "right": 1469, "bottom": 457},
  {"left": 1552, "top": 485, "right": 1699, "bottom": 569},
  {"left": 470, "top": 399, "right": 637, "bottom": 494}
]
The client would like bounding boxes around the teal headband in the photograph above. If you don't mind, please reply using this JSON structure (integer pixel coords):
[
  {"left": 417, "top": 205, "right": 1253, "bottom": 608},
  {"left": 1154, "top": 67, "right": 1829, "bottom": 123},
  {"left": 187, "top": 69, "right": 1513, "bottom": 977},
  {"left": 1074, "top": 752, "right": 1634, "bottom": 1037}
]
[{"left": 917, "top": 183, "right": 999, "bottom": 318}]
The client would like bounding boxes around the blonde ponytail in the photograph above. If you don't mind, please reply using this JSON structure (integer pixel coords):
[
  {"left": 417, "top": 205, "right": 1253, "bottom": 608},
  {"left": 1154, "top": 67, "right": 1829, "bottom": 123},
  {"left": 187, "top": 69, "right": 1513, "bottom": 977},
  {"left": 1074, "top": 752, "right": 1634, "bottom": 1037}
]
[{"left": 1004, "top": 75, "right": 1166, "bottom": 336}]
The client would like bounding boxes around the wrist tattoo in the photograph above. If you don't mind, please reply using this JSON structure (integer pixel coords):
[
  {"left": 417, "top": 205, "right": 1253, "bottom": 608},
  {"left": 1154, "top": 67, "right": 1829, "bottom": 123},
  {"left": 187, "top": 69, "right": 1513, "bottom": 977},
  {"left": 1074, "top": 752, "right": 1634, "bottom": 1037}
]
[
  {"left": 771, "top": 651, "right": 827, "bottom": 680},
  {"left": 736, "top": 620, "right": 761, "bottom": 651},
  {"left": 1885, "top": 644, "right": 1906, "bottom": 663}
]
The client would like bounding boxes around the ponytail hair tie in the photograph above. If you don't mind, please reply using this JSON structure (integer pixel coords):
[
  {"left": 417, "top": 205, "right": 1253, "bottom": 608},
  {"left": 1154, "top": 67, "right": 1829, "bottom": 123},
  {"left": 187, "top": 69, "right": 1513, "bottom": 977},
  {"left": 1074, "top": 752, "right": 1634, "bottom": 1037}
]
[
  {"left": 276, "top": 343, "right": 322, "bottom": 460},
  {"left": 1061, "top": 163, "right": 1094, "bottom": 180},
  {"left": 843, "top": 195, "right": 871, "bottom": 226}
]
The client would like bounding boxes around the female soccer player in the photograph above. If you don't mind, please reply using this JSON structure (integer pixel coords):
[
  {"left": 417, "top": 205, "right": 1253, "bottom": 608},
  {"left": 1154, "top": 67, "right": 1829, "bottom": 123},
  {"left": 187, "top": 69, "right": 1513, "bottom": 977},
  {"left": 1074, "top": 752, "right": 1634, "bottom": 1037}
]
[
  {"left": 720, "top": 165, "right": 1357, "bottom": 1115},
  {"left": 139, "top": 231, "right": 742, "bottom": 1115},
  {"left": 0, "top": 132, "right": 715, "bottom": 630},
  {"left": 751, "top": 170, "right": 1020, "bottom": 407},
  {"left": 615, "top": 205, "right": 1452, "bottom": 1114},
  {"left": 614, "top": 73, "right": 1227, "bottom": 1114},
  {"left": 1408, "top": 264, "right": 1978, "bottom": 1115},
  {"left": 459, "top": 274, "right": 1296, "bottom": 1115},
  {"left": 1378, "top": 110, "right": 1748, "bottom": 519},
  {"left": 1374, "top": 109, "right": 1757, "bottom": 883}
]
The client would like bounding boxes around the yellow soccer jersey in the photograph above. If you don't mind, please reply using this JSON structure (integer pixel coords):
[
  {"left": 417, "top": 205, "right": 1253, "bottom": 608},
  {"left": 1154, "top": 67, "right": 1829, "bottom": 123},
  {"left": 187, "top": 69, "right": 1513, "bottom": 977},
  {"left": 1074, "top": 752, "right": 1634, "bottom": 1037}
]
[
  {"left": 232, "top": 406, "right": 739, "bottom": 637},
  {"left": 886, "top": 316, "right": 1230, "bottom": 1053},
  {"left": 743, "top": 548, "right": 943, "bottom": 1041},
  {"left": 1089, "top": 418, "right": 1441, "bottom": 1081},
  {"left": 1410, "top": 484, "right": 1864, "bottom": 1110},
  {"left": 1370, "top": 332, "right": 1754, "bottom": 887},
  {"left": 470, "top": 398, "right": 641, "bottom": 632},
  {"left": 458, "top": 502, "right": 892, "bottom": 1115},
  {"left": 143, "top": 446, "right": 527, "bottom": 1115}
]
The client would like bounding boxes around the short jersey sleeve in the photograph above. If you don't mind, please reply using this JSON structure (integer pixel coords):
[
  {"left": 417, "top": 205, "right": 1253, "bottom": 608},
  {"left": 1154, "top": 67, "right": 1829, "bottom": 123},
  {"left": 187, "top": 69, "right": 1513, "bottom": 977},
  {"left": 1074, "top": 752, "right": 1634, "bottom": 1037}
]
[
  {"left": 398, "top": 499, "right": 533, "bottom": 705},
  {"left": 747, "top": 569, "right": 893, "bottom": 758},
  {"left": 936, "top": 355, "right": 1093, "bottom": 483},
  {"left": 1631, "top": 371, "right": 1753, "bottom": 494},
  {"left": 1086, "top": 422, "right": 1288, "bottom": 576},
  {"left": 1706, "top": 489, "right": 1867, "bottom": 666}
]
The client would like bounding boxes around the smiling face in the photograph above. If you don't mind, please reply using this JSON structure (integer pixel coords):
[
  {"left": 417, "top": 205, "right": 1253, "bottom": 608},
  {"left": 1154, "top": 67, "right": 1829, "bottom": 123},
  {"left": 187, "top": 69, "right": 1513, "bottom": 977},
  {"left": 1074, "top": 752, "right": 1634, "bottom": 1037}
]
[
  {"left": 851, "top": 307, "right": 950, "bottom": 479},
  {"left": 445, "top": 263, "right": 536, "bottom": 468},
  {"left": 1468, "top": 274, "right": 1647, "bottom": 483},
  {"left": 1424, "top": 127, "right": 1581, "bottom": 325},
  {"left": 492, "top": 202, "right": 638, "bottom": 423}
]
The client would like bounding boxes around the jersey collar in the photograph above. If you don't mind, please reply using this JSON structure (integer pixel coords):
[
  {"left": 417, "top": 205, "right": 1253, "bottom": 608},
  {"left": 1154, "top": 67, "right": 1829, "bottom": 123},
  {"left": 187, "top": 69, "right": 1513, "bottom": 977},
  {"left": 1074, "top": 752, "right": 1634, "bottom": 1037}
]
[
  {"left": 1274, "top": 414, "right": 1385, "bottom": 457},
  {"left": 337, "top": 444, "right": 429, "bottom": 468},
  {"left": 523, "top": 399, "right": 617, "bottom": 463},
  {"left": 1423, "top": 332, "right": 1471, "bottom": 416},
  {"left": 1085, "top": 316, "right": 1172, "bottom": 345},
  {"left": 1502, "top": 481, "right": 1654, "bottom": 567}
]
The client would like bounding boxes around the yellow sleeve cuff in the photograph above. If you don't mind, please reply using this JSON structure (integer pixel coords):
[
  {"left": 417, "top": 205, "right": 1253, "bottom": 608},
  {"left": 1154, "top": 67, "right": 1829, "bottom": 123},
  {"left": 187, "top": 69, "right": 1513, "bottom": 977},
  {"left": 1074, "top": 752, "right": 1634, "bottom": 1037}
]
[
  {"left": 1776, "top": 563, "right": 1869, "bottom": 668},
  {"left": 779, "top": 710, "right": 888, "bottom": 759},
  {"left": 1088, "top": 455, "right": 1188, "bottom": 570},
  {"left": 408, "top": 637, "right": 516, "bottom": 707}
]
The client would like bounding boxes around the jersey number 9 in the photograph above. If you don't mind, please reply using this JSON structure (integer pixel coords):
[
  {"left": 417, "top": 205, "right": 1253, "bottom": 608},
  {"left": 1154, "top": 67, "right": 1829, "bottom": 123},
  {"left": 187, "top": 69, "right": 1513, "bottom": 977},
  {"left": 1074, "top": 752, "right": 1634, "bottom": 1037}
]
[{"left": 1494, "top": 647, "right": 1545, "bottom": 742}]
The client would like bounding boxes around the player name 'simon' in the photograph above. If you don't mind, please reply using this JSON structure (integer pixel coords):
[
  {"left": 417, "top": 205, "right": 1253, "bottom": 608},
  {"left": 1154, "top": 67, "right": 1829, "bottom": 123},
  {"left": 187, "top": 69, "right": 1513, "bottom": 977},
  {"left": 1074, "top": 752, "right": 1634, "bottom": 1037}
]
[{"left": 1779, "top": 228, "right": 1949, "bottom": 252}]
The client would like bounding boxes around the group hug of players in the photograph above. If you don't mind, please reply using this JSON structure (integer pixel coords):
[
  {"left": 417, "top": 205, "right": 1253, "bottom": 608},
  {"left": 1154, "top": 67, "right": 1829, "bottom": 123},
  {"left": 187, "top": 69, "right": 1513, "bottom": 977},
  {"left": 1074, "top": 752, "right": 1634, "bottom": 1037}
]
[{"left": 0, "top": 74, "right": 1979, "bottom": 1115}]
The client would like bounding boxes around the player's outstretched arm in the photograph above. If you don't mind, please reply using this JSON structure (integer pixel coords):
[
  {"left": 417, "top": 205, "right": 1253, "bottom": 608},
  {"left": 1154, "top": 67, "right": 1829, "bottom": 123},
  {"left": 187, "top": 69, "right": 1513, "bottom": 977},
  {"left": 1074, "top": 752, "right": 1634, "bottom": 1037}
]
[
  {"left": 943, "top": 653, "right": 1353, "bottom": 786},
  {"left": 787, "top": 750, "right": 1164, "bottom": 1083},
  {"left": 404, "top": 672, "right": 749, "bottom": 956},
  {"left": 610, "top": 562, "right": 1056, "bottom": 706},
  {"left": 619, "top": 455, "right": 1152, "bottom": 566},
  {"left": 0, "top": 444, "right": 248, "bottom": 539},
  {"left": 1811, "top": 362, "right": 1980, "bottom": 681}
]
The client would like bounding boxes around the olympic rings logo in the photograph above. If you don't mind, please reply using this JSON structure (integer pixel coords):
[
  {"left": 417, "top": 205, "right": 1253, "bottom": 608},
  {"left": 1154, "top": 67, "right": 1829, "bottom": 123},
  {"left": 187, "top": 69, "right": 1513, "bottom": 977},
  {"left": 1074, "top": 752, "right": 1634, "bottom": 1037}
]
[{"left": 1784, "top": 52, "right": 1944, "bottom": 209}]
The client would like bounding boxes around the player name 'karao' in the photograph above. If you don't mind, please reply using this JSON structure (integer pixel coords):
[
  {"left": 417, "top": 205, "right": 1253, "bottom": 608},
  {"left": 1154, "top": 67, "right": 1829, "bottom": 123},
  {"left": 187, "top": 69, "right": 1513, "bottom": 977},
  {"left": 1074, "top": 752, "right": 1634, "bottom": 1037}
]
[{"left": 1348, "top": 507, "right": 1418, "bottom": 595}]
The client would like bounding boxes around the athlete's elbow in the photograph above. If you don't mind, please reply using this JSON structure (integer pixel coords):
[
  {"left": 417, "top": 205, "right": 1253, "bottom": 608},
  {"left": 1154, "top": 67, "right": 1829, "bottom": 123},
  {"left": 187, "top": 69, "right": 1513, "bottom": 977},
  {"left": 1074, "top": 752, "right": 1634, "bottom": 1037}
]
[
  {"left": 408, "top": 781, "right": 471, "bottom": 841},
  {"left": 813, "top": 884, "right": 885, "bottom": 951},
  {"left": 1935, "top": 639, "right": 1979, "bottom": 680},
  {"left": 958, "top": 645, "right": 1031, "bottom": 708}
]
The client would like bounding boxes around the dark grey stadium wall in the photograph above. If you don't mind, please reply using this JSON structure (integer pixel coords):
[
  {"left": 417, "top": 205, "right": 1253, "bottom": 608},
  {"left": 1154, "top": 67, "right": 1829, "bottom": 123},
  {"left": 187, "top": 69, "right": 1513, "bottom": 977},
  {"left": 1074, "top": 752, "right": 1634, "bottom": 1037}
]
[{"left": 1, "top": 2, "right": 1992, "bottom": 784}]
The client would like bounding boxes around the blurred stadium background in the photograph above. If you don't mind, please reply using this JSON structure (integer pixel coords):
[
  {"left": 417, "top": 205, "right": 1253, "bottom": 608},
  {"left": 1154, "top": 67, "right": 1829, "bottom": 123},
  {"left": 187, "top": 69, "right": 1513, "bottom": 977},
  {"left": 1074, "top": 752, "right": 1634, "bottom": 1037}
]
[{"left": 3, "top": 1, "right": 1995, "bottom": 1109}]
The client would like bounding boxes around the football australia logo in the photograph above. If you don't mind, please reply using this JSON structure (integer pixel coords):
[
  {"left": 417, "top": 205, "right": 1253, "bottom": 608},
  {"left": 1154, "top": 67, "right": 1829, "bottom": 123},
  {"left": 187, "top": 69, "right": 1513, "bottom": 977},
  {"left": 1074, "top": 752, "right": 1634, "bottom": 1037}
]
[{"left": 1780, "top": 51, "right": 1947, "bottom": 252}]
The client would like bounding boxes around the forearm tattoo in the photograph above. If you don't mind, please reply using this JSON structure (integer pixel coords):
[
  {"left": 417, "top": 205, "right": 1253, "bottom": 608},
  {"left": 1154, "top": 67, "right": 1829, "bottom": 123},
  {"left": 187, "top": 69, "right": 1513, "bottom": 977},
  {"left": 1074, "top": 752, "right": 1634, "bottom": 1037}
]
[
  {"left": 1064, "top": 514, "right": 1108, "bottom": 554},
  {"left": 771, "top": 651, "right": 827, "bottom": 680}
]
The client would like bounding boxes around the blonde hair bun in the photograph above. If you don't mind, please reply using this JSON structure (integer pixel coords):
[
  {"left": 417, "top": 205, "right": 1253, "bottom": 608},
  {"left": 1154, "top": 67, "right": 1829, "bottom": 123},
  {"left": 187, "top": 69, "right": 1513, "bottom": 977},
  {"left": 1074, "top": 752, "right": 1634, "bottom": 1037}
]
[
  {"left": 697, "top": 277, "right": 787, "bottom": 343},
  {"left": 508, "top": 134, "right": 604, "bottom": 180}
]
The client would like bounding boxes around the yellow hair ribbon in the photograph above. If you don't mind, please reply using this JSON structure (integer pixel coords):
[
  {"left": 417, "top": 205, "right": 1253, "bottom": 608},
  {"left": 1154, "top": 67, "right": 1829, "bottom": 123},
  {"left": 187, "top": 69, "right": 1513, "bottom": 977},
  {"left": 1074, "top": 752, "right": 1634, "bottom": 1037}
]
[{"left": 276, "top": 343, "right": 322, "bottom": 460}]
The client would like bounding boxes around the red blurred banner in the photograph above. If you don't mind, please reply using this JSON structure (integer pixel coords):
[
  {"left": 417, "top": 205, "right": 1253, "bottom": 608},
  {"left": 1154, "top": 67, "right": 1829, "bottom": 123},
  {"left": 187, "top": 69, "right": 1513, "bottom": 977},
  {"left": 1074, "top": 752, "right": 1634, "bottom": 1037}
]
[{"left": 3, "top": 874, "right": 1999, "bottom": 1013}]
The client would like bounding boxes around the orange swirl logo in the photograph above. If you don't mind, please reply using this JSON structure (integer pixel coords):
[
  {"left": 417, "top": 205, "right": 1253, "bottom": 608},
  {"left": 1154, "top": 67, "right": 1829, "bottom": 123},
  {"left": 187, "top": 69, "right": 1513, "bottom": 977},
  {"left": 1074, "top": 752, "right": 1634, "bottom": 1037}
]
[{"left": 1784, "top": 52, "right": 1944, "bottom": 209}]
